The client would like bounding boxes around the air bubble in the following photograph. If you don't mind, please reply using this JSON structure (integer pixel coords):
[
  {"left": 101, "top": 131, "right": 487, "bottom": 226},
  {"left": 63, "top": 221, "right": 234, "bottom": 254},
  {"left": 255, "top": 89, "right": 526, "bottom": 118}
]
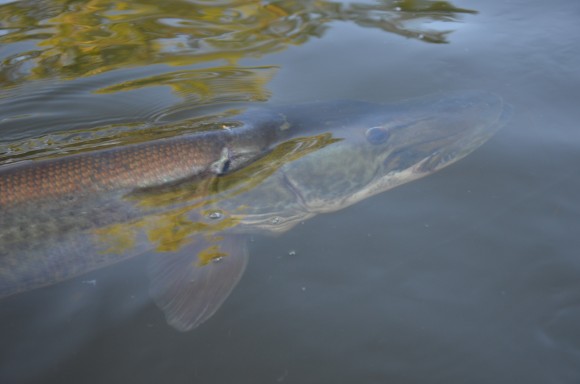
[
  {"left": 207, "top": 210, "right": 223, "bottom": 220},
  {"left": 221, "top": 123, "right": 234, "bottom": 132}
]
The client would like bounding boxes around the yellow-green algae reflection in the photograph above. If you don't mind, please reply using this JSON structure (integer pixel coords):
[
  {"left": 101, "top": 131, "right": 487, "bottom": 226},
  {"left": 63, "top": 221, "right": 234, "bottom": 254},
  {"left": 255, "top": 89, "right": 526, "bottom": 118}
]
[{"left": 0, "top": 0, "right": 476, "bottom": 88}]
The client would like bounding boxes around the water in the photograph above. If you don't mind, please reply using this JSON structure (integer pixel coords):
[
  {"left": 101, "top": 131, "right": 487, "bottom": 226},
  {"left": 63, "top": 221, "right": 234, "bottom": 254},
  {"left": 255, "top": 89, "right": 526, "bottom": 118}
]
[{"left": 1, "top": 0, "right": 580, "bottom": 383}]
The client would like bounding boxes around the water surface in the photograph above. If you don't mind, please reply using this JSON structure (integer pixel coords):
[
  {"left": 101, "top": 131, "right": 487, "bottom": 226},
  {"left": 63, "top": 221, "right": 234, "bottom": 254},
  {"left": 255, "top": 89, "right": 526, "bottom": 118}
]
[{"left": 1, "top": 0, "right": 580, "bottom": 383}]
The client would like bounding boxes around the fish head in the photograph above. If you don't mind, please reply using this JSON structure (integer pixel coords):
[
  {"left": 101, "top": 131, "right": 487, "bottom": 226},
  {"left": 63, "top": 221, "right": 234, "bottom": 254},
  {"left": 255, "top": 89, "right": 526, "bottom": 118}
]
[
  {"left": 155, "top": 91, "right": 508, "bottom": 234},
  {"left": 279, "top": 90, "right": 509, "bottom": 213}
]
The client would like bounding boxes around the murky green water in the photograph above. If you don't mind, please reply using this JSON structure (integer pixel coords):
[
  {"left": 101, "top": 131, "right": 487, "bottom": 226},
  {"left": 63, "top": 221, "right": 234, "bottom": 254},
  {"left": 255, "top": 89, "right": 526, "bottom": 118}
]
[{"left": 1, "top": 0, "right": 580, "bottom": 383}]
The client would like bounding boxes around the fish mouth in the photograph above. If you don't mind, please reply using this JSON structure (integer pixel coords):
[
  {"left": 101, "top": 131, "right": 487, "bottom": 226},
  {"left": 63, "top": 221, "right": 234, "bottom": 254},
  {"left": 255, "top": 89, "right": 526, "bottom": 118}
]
[
  {"left": 429, "top": 91, "right": 508, "bottom": 158},
  {"left": 379, "top": 90, "right": 509, "bottom": 176},
  {"left": 427, "top": 90, "right": 507, "bottom": 134}
]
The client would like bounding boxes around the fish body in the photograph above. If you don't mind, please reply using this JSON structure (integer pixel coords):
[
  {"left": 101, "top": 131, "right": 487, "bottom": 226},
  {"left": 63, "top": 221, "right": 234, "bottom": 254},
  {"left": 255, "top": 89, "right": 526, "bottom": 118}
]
[
  {"left": 0, "top": 107, "right": 288, "bottom": 297},
  {"left": 0, "top": 108, "right": 288, "bottom": 207},
  {"left": 0, "top": 91, "right": 510, "bottom": 330}
]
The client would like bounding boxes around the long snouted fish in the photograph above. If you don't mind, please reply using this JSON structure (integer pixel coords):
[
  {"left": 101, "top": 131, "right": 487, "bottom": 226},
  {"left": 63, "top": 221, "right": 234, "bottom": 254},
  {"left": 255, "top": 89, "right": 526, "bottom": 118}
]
[{"left": 0, "top": 91, "right": 510, "bottom": 331}]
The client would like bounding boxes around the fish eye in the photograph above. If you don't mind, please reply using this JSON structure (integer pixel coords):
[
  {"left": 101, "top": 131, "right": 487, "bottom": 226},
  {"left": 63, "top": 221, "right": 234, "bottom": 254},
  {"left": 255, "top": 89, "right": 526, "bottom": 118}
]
[{"left": 365, "top": 127, "right": 390, "bottom": 145}]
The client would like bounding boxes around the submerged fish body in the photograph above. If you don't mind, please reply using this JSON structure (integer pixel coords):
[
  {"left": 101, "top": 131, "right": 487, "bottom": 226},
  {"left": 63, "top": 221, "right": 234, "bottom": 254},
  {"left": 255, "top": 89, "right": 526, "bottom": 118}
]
[
  {"left": 0, "top": 108, "right": 288, "bottom": 207},
  {"left": 0, "top": 91, "right": 509, "bottom": 331}
]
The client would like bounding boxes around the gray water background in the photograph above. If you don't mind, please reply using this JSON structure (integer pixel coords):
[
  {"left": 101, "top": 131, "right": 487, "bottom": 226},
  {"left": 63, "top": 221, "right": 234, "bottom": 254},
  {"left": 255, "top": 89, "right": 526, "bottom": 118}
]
[{"left": 1, "top": 0, "right": 580, "bottom": 383}]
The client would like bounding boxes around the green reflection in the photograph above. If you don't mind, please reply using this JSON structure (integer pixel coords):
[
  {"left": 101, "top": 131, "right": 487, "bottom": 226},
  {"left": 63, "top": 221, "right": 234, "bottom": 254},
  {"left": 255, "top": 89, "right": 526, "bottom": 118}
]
[
  {"left": 96, "top": 65, "right": 276, "bottom": 98},
  {"left": 0, "top": 0, "right": 477, "bottom": 87}
]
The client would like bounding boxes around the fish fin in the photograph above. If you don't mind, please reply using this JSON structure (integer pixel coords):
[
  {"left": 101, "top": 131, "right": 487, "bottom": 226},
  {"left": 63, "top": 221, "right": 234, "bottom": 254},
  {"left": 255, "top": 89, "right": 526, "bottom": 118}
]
[{"left": 148, "top": 236, "right": 248, "bottom": 331}]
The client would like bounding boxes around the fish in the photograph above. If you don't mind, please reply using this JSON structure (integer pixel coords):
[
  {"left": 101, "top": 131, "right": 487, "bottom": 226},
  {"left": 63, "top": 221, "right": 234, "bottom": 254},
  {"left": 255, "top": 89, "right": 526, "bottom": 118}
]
[{"left": 0, "top": 91, "right": 510, "bottom": 331}]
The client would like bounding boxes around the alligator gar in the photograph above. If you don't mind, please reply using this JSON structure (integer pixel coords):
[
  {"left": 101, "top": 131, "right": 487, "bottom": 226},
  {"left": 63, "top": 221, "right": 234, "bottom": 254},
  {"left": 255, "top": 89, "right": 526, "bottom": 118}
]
[{"left": 0, "top": 91, "right": 510, "bottom": 331}]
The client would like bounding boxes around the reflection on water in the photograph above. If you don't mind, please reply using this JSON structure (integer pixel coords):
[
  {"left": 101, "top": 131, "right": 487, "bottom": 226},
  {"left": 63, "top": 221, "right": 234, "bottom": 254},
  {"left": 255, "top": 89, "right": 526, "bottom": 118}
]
[
  {"left": 0, "top": 0, "right": 476, "bottom": 89},
  {"left": 0, "top": 91, "right": 507, "bottom": 332},
  {"left": 0, "top": 0, "right": 475, "bottom": 80}
]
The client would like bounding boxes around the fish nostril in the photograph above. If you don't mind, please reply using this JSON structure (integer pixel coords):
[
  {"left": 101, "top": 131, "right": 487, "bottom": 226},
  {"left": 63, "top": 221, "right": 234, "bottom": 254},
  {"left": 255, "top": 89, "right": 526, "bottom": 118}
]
[{"left": 365, "top": 127, "right": 390, "bottom": 145}]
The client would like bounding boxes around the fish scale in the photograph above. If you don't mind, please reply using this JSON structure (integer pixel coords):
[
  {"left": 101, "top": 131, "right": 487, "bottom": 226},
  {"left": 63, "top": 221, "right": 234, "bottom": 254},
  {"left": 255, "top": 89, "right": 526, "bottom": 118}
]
[
  {"left": 0, "top": 134, "right": 230, "bottom": 207},
  {"left": 0, "top": 108, "right": 289, "bottom": 208}
]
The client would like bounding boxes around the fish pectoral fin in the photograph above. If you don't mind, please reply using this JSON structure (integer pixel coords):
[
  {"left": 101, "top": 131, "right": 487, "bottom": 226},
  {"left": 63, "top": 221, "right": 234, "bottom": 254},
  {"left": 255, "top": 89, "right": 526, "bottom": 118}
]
[{"left": 148, "top": 236, "right": 248, "bottom": 332}]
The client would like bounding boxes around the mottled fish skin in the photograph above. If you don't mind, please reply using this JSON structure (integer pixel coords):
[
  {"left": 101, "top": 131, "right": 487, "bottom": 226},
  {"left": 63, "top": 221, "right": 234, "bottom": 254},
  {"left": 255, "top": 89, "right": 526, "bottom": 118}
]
[
  {"left": 0, "top": 107, "right": 286, "bottom": 208},
  {"left": 0, "top": 137, "right": 225, "bottom": 207}
]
